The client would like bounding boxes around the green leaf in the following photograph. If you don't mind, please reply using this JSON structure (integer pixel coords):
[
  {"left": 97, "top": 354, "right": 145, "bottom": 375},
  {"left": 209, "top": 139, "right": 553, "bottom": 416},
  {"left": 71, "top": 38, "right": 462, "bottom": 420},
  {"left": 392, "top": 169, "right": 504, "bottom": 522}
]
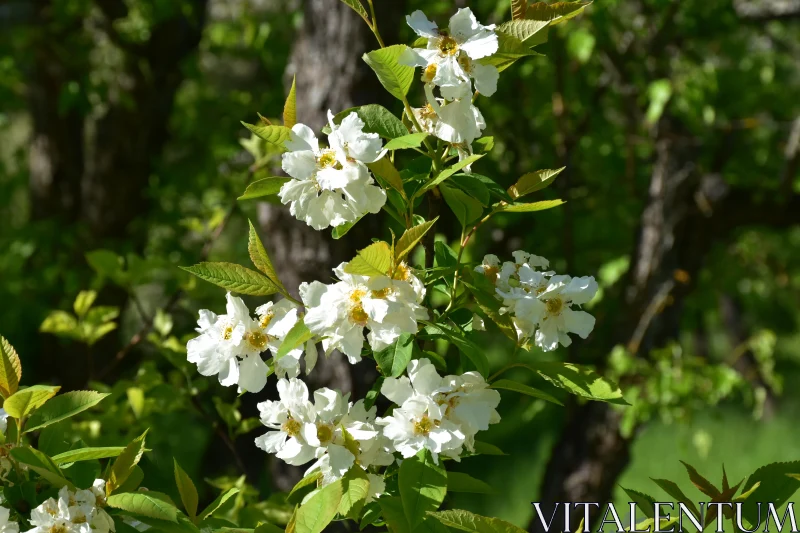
[
  {"left": 85, "top": 250, "right": 124, "bottom": 281},
  {"left": 339, "top": 0, "right": 369, "bottom": 20},
  {"left": 482, "top": 32, "right": 541, "bottom": 72},
  {"left": 384, "top": 132, "right": 429, "bottom": 151},
  {"left": 621, "top": 488, "right": 656, "bottom": 519},
  {"left": 351, "top": 104, "right": 408, "bottom": 139},
  {"left": 499, "top": 362, "right": 627, "bottom": 405},
  {"left": 247, "top": 220, "right": 285, "bottom": 293},
  {"left": 363, "top": 45, "right": 415, "bottom": 102},
  {"left": 447, "top": 472, "right": 494, "bottom": 494},
  {"left": 117, "top": 465, "right": 145, "bottom": 494},
  {"left": 331, "top": 218, "right": 360, "bottom": 240},
  {"left": 276, "top": 319, "right": 314, "bottom": 360},
  {"left": 338, "top": 467, "right": 370, "bottom": 518},
  {"left": 450, "top": 174, "right": 491, "bottom": 205},
  {"left": 181, "top": 262, "right": 280, "bottom": 296},
  {"left": 679, "top": 461, "right": 719, "bottom": 498},
  {"left": 0, "top": 335, "right": 22, "bottom": 398},
  {"left": 511, "top": 0, "right": 528, "bottom": 20},
  {"left": 375, "top": 333, "right": 414, "bottom": 378},
  {"left": 199, "top": 488, "right": 239, "bottom": 520},
  {"left": 9, "top": 447, "right": 74, "bottom": 489},
  {"left": 473, "top": 441, "right": 506, "bottom": 456},
  {"left": 25, "top": 391, "right": 110, "bottom": 432},
  {"left": 434, "top": 242, "right": 458, "bottom": 269},
  {"left": 395, "top": 218, "right": 438, "bottom": 262},
  {"left": 462, "top": 282, "right": 517, "bottom": 342},
  {"left": 440, "top": 184, "right": 485, "bottom": 228},
  {"left": 241, "top": 122, "right": 292, "bottom": 149},
  {"left": 73, "top": 290, "right": 97, "bottom": 319},
  {"left": 288, "top": 471, "right": 322, "bottom": 505},
  {"left": 399, "top": 449, "right": 447, "bottom": 530},
  {"left": 294, "top": 479, "right": 343, "bottom": 533},
  {"left": 379, "top": 496, "right": 411, "bottom": 533},
  {"left": 51, "top": 447, "right": 127, "bottom": 465},
  {"left": 238, "top": 177, "right": 291, "bottom": 200},
  {"left": 490, "top": 379, "right": 563, "bottom": 406},
  {"left": 497, "top": 19, "right": 550, "bottom": 46},
  {"left": 283, "top": 76, "right": 297, "bottom": 128},
  {"left": 650, "top": 478, "right": 700, "bottom": 518},
  {"left": 525, "top": 2, "right": 592, "bottom": 24},
  {"left": 496, "top": 200, "right": 565, "bottom": 213},
  {"left": 107, "top": 430, "right": 149, "bottom": 495},
  {"left": 3, "top": 385, "right": 60, "bottom": 419},
  {"left": 423, "top": 323, "right": 489, "bottom": 377},
  {"left": 739, "top": 462, "right": 800, "bottom": 526},
  {"left": 107, "top": 492, "right": 178, "bottom": 523},
  {"left": 344, "top": 241, "right": 392, "bottom": 276},
  {"left": 473, "top": 137, "right": 494, "bottom": 154},
  {"left": 368, "top": 157, "right": 406, "bottom": 195},
  {"left": 428, "top": 510, "right": 527, "bottom": 533},
  {"left": 418, "top": 155, "right": 485, "bottom": 195},
  {"left": 507, "top": 168, "right": 565, "bottom": 199},
  {"left": 174, "top": 459, "right": 199, "bottom": 519}
]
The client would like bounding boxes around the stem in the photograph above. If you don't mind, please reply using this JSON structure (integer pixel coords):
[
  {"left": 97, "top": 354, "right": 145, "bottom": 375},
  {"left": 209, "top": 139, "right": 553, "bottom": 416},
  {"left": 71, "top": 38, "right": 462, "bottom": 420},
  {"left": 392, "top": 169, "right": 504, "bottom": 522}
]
[
  {"left": 366, "top": 0, "right": 386, "bottom": 48},
  {"left": 445, "top": 210, "right": 497, "bottom": 313}
]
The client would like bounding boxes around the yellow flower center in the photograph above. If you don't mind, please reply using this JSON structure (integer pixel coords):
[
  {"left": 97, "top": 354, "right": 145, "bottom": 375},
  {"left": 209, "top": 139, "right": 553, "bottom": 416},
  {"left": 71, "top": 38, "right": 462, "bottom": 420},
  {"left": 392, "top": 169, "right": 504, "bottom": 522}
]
[
  {"left": 282, "top": 418, "right": 302, "bottom": 437},
  {"left": 545, "top": 297, "right": 564, "bottom": 316},
  {"left": 413, "top": 414, "right": 434, "bottom": 436},
  {"left": 371, "top": 287, "right": 392, "bottom": 299},
  {"left": 482, "top": 266, "right": 499, "bottom": 283},
  {"left": 222, "top": 325, "right": 234, "bottom": 340},
  {"left": 393, "top": 262, "right": 411, "bottom": 281},
  {"left": 348, "top": 289, "right": 369, "bottom": 326},
  {"left": 246, "top": 330, "right": 268, "bottom": 350},
  {"left": 318, "top": 149, "right": 342, "bottom": 170},
  {"left": 438, "top": 35, "right": 459, "bottom": 56},
  {"left": 50, "top": 526, "right": 68, "bottom": 533},
  {"left": 423, "top": 63, "right": 438, "bottom": 82},
  {"left": 458, "top": 54, "right": 472, "bottom": 71},
  {"left": 259, "top": 310, "right": 275, "bottom": 329},
  {"left": 316, "top": 424, "right": 334, "bottom": 444}
]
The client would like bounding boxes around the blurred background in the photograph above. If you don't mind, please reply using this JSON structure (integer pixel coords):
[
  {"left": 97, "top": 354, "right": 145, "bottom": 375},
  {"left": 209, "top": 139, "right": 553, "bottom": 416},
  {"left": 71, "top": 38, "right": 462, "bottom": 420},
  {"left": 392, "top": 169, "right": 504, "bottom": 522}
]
[{"left": 1, "top": 0, "right": 799, "bottom": 530}]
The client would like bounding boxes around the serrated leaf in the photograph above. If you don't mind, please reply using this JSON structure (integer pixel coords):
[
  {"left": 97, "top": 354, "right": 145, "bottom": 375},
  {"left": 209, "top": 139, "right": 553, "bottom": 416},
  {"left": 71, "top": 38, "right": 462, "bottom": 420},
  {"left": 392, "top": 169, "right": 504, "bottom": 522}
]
[
  {"left": 497, "top": 19, "right": 550, "bottom": 45},
  {"left": 333, "top": 104, "right": 408, "bottom": 139},
  {"left": 3, "top": 385, "right": 60, "bottom": 419},
  {"left": 447, "top": 472, "right": 494, "bottom": 494},
  {"left": 368, "top": 157, "right": 405, "bottom": 195},
  {"left": 283, "top": 76, "right": 297, "bottom": 128},
  {"left": 295, "top": 479, "right": 343, "bottom": 533},
  {"left": 490, "top": 379, "right": 562, "bottom": 406},
  {"left": 0, "top": 335, "right": 22, "bottom": 398},
  {"left": 375, "top": 333, "right": 414, "bottom": 378},
  {"left": 423, "top": 323, "right": 489, "bottom": 377},
  {"left": 199, "top": 488, "right": 239, "bottom": 520},
  {"left": 248, "top": 220, "right": 285, "bottom": 293},
  {"left": 678, "top": 461, "right": 719, "bottom": 498},
  {"left": 418, "top": 155, "right": 485, "bottom": 195},
  {"left": 396, "top": 218, "right": 438, "bottom": 261},
  {"left": 497, "top": 362, "right": 627, "bottom": 405},
  {"left": 238, "top": 177, "right": 291, "bottom": 200},
  {"left": 344, "top": 241, "right": 392, "bottom": 276},
  {"left": 174, "top": 459, "right": 198, "bottom": 519},
  {"left": 429, "top": 510, "right": 527, "bottom": 533},
  {"left": 482, "top": 31, "right": 540, "bottom": 72},
  {"left": 107, "top": 430, "right": 148, "bottom": 496},
  {"left": 384, "top": 132, "right": 429, "bottom": 151},
  {"left": 508, "top": 168, "right": 565, "bottom": 199},
  {"left": 399, "top": 450, "right": 447, "bottom": 530},
  {"left": 332, "top": 218, "right": 360, "bottom": 240},
  {"left": 621, "top": 488, "right": 656, "bottom": 519},
  {"left": 739, "top": 462, "right": 800, "bottom": 526},
  {"left": 107, "top": 492, "right": 178, "bottom": 523},
  {"left": 288, "top": 471, "right": 322, "bottom": 505},
  {"left": 363, "top": 45, "right": 415, "bottom": 102},
  {"left": 181, "top": 262, "right": 279, "bottom": 296},
  {"left": 497, "top": 200, "right": 565, "bottom": 213},
  {"left": 10, "top": 447, "right": 74, "bottom": 489},
  {"left": 276, "top": 320, "right": 314, "bottom": 360},
  {"left": 25, "top": 391, "right": 110, "bottom": 432},
  {"left": 441, "top": 184, "right": 485, "bottom": 228},
  {"left": 525, "top": 2, "right": 592, "bottom": 24},
  {"left": 51, "top": 447, "right": 127, "bottom": 464},
  {"left": 511, "top": 0, "right": 528, "bottom": 20},
  {"left": 338, "top": 467, "right": 370, "bottom": 518},
  {"left": 241, "top": 122, "right": 292, "bottom": 149},
  {"left": 340, "top": 0, "right": 369, "bottom": 19},
  {"left": 650, "top": 478, "right": 700, "bottom": 518},
  {"left": 73, "top": 290, "right": 97, "bottom": 318}
]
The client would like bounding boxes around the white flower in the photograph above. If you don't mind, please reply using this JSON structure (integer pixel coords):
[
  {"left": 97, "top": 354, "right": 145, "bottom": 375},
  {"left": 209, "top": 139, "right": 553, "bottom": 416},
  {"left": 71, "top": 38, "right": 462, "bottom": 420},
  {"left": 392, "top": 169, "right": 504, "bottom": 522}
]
[
  {"left": 534, "top": 275, "right": 598, "bottom": 351},
  {"left": 401, "top": 8, "right": 499, "bottom": 100},
  {"left": 186, "top": 293, "right": 271, "bottom": 393},
  {"left": 255, "top": 300, "right": 317, "bottom": 378},
  {"left": 301, "top": 263, "right": 427, "bottom": 364},
  {"left": 471, "top": 313, "right": 486, "bottom": 331},
  {"left": 474, "top": 254, "right": 501, "bottom": 283},
  {"left": 26, "top": 482, "right": 115, "bottom": 533},
  {"left": 0, "top": 507, "right": 18, "bottom": 533},
  {"left": 0, "top": 409, "right": 7, "bottom": 437},
  {"left": 255, "top": 378, "right": 317, "bottom": 466},
  {"left": 279, "top": 112, "right": 387, "bottom": 230},
  {"left": 376, "top": 359, "right": 465, "bottom": 461},
  {"left": 26, "top": 496, "right": 72, "bottom": 533},
  {"left": 440, "top": 372, "right": 500, "bottom": 452}
]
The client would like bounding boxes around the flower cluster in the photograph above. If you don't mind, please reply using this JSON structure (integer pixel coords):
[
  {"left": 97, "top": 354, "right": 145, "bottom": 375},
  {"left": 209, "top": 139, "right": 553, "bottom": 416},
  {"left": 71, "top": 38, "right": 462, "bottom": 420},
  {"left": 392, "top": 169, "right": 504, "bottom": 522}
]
[
  {"left": 476, "top": 251, "right": 598, "bottom": 351},
  {"left": 301, "top": 262, "right": 427, "bottom": 364},
  {"left": 187, "top": 294, "right": 316, "bottom": 393},
  {"left": 255, "top": 378, "right": 391, "bottom": 499},
  {"left": 279, "top": 112, "right": 387, "bottom": 230},
  {"left": 402, "top": 8, "right": 498, "bottom": 164},
  {"left": 26, "top": 481, "right": 114, "bottom": 533}
]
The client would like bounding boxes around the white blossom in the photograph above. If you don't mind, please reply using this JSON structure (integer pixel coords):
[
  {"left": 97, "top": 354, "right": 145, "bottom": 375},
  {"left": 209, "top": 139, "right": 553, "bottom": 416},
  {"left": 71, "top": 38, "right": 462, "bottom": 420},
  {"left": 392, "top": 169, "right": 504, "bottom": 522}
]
[
  {"left": 401, "top": 8, "right": 499, "bottom": 100},
  {"left": 26, "top": 482, "right": 114, "bottom": 533},
  {"left": 279, "top": 112, "right": 387, "bottom": 230},
  {"left": 0, "top": 507, "right": 18, "bottom": 533},
  {"left": 301, "top": 263, "right": 427, "bottom": 364},
  {"left": 255, "top": 300, "right": 317, "bottom": 378},
  {"left": 534, "top": 275, "right": 598, "bottom": 351},
  {"left": 255, "top": 378, "right": 317, "bottom": 465},
  {"left": 0, "top": 409, "right": 7, "bottom": 437}
]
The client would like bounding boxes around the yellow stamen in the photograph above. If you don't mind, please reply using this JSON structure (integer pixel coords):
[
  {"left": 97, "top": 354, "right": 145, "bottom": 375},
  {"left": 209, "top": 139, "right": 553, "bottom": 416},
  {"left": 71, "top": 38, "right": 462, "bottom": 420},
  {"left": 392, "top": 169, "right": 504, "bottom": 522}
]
[
  {"left": 260, "top": 310, "right": 275, "bottom": 329},
  {"left": 545, "top": 297, "right": 564, "bottom": 316},
  {"left": 223, "top": 325, "right": 234, "bottom": 340},
  {"left": 371, "top": 287, "right": 392, "bottom": 299},
  {"left": 282, "top": 418, "right": 302, "bottom": 437},
  {"left": 348, "top": 289, "right": 369, "bottom": 326},
  {"left": 316, "top": 424, "right": 334, "bottom": 444},
  {"left": 482, "top": 266, "right": 499, "bottom": 283},
  {"left": 438, "top": 35, "right": 459, "bottom": 56},
  {"left": 413, "top": 414, "right": 434, "bottom": 436},
  {"left": 246, "top": 330, "right": 268, "bottom": 350},
  {"left": 423, "top": 63, "right": 438, "bottom": 82}
]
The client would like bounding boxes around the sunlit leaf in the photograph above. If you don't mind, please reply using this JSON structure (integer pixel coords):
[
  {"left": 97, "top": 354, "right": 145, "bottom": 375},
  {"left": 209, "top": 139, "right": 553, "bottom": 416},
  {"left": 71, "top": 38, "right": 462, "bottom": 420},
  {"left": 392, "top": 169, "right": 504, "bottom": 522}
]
[
  {"left": 0, "top": 335, "right": 22, "bottom": 398},
  {"left": 363, "top": 45, "right": 415, "bottom": 102},
  {"left": 399, "top": 449, "right": 447, "bottom": 530},
  {"left": 25, "top": 391, "right": 110, "bottom": 432},
  {"left": 181, "top": 262, "right": 280, "bottom": 296},
  {"left": 344, "top": 241, "right": 392, "bottom": 276},
  {"left": 283, "top": 75, "right": 297, "bottom": 127},
  {"left": 3, "top": 385, "right": 60, "bottom": 419},
  {"left": 238, "top": 177, "right": 291, "bottom": 200}
]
